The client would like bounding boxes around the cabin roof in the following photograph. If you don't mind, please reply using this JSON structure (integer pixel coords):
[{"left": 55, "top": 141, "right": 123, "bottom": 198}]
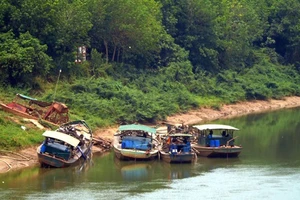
[
  {"left": 156, "top": 126, "right": 168, "bottom": 134},
  {"left": 193, "top": 124, "right": 239, "bottom": 131},
  {"left": 42, "top": 131, "right": 80, "bottom": 147},
  {"left": 16, "top": 93, "right": 38, "bottom": 101},
  {"left": 118, "top": 124, "right": 156, "bottom": 134}
]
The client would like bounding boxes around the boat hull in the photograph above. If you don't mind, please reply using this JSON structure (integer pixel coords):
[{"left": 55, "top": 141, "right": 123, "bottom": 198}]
[
  {"left": 159, "top": 151, "right": 196, "bottom": 163},
  {"left": 113, "top": 146, "right": 158, "bottom": 161},
  {"left": 0, "top": 103, "right": 39, "bottom": 120},
  {"left": 37, "top": 143, "right": 92, "bottom": 168},
  {"left": 192, "top": 144, "right": 242, "bottom": 158},
  {"left": 0, "top": 103, "right": 60, "bottom": 127}
]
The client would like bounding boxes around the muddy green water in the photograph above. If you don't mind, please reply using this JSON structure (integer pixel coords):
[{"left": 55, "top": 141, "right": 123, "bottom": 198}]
[{"left": 1, "top": 107, "right": 300, "bottom": 200}]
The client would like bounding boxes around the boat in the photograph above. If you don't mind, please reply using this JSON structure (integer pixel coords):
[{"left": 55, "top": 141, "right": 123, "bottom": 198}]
[
  {"left": 191, "top": 124, "right": 242, "bottom": 157},
  {"left": 159, "top": 133, "right": 196, "bottom": 163},
  {"left": 0, "top": 93, "right": 69, "bottom": 126},
  {"left": 113, "top": 124, "right": 160, "bottom": 160},
  {"left": 37, "top": 120, "right": 93, "bottom": 168}
]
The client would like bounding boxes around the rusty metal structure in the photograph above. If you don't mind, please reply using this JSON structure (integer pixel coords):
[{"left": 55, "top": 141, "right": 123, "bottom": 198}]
[{"left": 0, "top": 93, "right": 69, "bottom": 125}]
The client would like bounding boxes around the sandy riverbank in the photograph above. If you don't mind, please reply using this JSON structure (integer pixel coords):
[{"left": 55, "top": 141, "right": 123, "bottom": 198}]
[{"left": 1, "top": 96, "right": 300, "bottom": 173}]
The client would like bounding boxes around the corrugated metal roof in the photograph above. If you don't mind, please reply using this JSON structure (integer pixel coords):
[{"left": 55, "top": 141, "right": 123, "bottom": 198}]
[{"left": 118, "top": 124, "right": 156, "bottom": 134}]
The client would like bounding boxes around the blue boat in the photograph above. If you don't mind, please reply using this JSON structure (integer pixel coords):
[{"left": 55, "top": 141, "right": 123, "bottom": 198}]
[
  {"left": 113, "top": 124, "right": 160, "bottom": 160},
  {"left": 37, "top": 120, "right": 93, "bottom": 168},
  {"left": 159, "top": 133, "right": 196, "bottom": 163}
]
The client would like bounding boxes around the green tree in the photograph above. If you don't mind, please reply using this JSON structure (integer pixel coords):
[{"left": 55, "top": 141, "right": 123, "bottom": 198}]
[
  {"left": 214, "top": 0, "right": 265, "bottom": 70},
  {"left": 53, "top": 0, "right": 92, "bottom": 66},
  {"left": 264, "top": 0, "right": 300, "bottom": 65},
  {"left": 90, "top": 48, "right": 111, "bottom": 77},
  {"left": 1, "top": 0, "right": 92, "bottom": 76},
  {"left": 161, "top": 0, "right": 220, "bottom": 72},
  {"left": 89, "top": 0, "right": 164, "bottom": 67},
  {"left": 0, "top": 31, "right": 52, "bottom": 86}
]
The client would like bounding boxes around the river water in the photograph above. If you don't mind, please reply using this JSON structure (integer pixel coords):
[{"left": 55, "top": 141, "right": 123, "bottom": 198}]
[{"left": 1, "top": 108, "right": 300, "bottom": 200}]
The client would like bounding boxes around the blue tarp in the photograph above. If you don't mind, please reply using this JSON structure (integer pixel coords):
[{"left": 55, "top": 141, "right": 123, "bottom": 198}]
[
  {"left": 170, "top": 143, "right": 191, "bottom": 154},
  {"left": 121, "top": 136, "right": 151, "bottom": 151}
]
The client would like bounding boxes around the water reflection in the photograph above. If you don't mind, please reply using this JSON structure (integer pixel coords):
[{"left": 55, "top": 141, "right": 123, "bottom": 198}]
[
  {"left": 114, "top": 159, "right": 154, "bottom": 181},
  {"left": 0, "top": 158, "right": 93, "bottom": 199},
  {"left": 113, "top": 155, "right": 242, "bottom": 182},
  {"left": 1, "top": 107, "right": 300, "bottom": 199},
  {"left": 160, "top": 162, "right": 197, "bottom": 180}
]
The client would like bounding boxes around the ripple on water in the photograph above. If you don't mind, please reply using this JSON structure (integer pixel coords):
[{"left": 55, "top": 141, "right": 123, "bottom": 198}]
[{"left": 123, "top": 167, "right": 300, "bottom": 200}]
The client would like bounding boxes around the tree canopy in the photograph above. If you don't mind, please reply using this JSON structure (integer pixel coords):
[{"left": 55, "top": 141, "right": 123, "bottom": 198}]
[{"left": 1, "top": 0, "right": 300, "bottom": 125}]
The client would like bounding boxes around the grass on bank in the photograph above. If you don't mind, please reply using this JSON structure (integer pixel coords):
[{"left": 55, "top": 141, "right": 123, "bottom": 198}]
[{"left": 0, "top": 112, "right": 44, "bottom": 151}]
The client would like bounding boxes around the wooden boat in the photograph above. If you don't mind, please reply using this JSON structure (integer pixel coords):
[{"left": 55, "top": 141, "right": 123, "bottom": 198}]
[
  {"left": 191, "top": 124, "right": 242, "bottom": 158},
  {"left": 0, "top": 93, "right": 69, "bottom": 126},
  {"left": 113, "top": 124, "right": 160, "bottom": 160},
  {"left": 37, "top": 120, "right": 93, "bottom": 168},
  {"left": 159, "top": 133, "right": 196, "bottom": 163}
]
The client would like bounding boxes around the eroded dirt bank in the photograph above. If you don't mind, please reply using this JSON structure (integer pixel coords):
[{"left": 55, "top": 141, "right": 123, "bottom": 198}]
[
  {"left": 2, "top": 96, "right": 300, "bottom": 173},
  {"left": 164, "top": 96, "right": 300, "bottom": 125}
]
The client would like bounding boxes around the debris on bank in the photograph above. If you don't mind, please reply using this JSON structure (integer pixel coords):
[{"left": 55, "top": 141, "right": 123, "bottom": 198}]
[{"left": 92, "top": 137, "right": 112, "bottom": 152}]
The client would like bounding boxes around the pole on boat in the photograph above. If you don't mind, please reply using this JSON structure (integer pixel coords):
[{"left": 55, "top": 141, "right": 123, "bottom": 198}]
[
  {"left": 226, "top": 136, "right": 238, "bottom": 146},
  {"left": 77, "top": 146, "right": 87, "bottom": 160},
  {"left": 53, "top": 69, "right": 62, "bottom": 102},
  {"left": 192, "top": 146, "right": 200, "bottom": 155}
]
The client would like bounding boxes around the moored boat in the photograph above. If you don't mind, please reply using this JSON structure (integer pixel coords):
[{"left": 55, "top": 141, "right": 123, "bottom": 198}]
[
  {"left": 37, "top": 120, "right": 93, "bottom": 168},
  {"left": 191, "top": 124, "right": 242, "bottom": 158},
  {"left": 113, "top": 124, "right": 160, "bottom": 160},
  {"left": 159, "top": 133, "right": 196, "bottom": 163}
]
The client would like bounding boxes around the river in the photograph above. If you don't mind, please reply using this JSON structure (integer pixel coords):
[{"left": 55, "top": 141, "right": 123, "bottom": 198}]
[{"left": 1, "top": 107, "right": 300, "bottom": 199}]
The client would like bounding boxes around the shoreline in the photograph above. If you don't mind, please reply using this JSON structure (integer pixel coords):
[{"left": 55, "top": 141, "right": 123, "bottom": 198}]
[
  {"left": 1, "top": 96, "right": 300, "bottom": 173},
  {"left": 164, "top": 96, "right": 300, "bottom": 125}
]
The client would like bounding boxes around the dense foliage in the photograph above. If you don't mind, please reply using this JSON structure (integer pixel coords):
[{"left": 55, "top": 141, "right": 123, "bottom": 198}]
[{"left": 1, "top": 0, "right": 300, "bottom": 130}]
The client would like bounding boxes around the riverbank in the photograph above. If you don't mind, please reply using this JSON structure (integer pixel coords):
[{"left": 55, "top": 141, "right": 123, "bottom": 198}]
[{"left": 1, "top": 96, "right": 300, "bottom": 173}]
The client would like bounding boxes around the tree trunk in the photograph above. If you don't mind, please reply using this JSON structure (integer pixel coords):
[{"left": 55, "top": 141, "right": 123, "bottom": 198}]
[
  {"left": 117, "top": 47, "right": 120, "bottom": 62},
  {"left": 104, "top": 40, "right": 109, "bottom": 64},
  {"left": 112, "top": 45, "right": 116, "bottom": 62}
]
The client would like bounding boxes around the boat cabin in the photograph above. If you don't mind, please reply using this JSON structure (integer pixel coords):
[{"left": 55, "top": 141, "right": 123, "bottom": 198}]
[
  {"left": 114, "top": 124, "right": 157, "bottom": 150},
  {"left": 162, "top": 133, "right": 192, "bottom": 154},
  {"left": 192, "top": 124, "right": 239, "bottom": 147},
  {"left": 40, "top": 131, "right": 80, "bottom": 160}
]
